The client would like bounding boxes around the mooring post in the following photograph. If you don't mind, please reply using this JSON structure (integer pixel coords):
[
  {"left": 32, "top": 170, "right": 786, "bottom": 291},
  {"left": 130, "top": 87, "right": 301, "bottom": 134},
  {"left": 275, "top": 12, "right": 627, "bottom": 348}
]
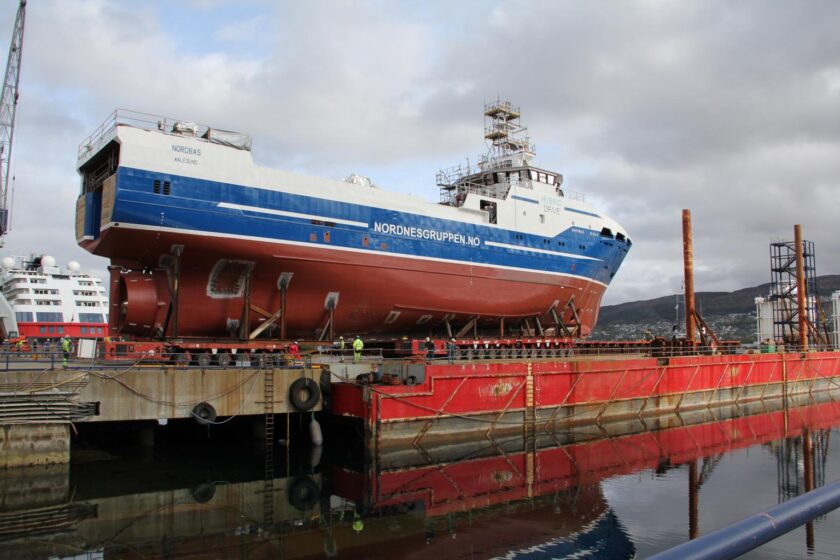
[
  {"left": 682, "top": 209, "right": 696, "bottom": 346},
  {"left": 794, "top": 224, "right": 808, "bottom": 352}
]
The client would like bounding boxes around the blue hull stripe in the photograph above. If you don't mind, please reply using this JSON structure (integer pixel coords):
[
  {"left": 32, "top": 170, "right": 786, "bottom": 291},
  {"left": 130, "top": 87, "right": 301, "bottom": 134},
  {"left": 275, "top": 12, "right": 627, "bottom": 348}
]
[
  {"left": 512, "top": 195, "right": 539, "bottom": 204},
  {"left": 109, "top": 166, "right": 629, "bottom": 286},
  {"left": 566, "top": 207, "right": 601, "bottom": 218}
]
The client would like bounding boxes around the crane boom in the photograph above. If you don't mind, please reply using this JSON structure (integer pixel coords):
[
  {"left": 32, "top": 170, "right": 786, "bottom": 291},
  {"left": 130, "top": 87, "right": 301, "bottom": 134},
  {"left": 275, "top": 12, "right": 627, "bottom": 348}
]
[{"left": 0, "top": 0, "right": 26, "bottom": 243}]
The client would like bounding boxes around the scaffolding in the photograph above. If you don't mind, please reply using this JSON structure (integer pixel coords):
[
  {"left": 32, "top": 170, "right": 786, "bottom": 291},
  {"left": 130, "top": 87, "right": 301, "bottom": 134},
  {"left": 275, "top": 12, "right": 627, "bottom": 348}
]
[
  {"left": 833, "top": 291, "right": 840, "bottom": 350},
  {"left": 437, "top": 99, "right": 535, "bottom": 206},
  {"left": 481, "top": 99, "right": 534, "bottom": 167},
  {"left": 768, "top": 239, "right": 824, "bottom": 347}
]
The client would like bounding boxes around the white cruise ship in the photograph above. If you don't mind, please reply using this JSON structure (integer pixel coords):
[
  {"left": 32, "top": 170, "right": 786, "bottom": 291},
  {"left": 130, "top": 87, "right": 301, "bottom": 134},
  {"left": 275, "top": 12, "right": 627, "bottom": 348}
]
[{"left": 0, "top": 255, "right": 109, "bottom": 341}]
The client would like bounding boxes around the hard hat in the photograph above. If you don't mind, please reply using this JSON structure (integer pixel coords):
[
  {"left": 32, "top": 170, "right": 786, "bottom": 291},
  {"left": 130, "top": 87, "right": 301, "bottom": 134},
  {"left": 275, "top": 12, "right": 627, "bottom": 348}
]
[
  {"left": 294, "top": 341, "right": 298, "bottom": 344},
  {"left": 355, "top": 335, "right": 360, "bottom": 338},
  {"left": 340, "top": 336, "right": 344, "bottom": 339},
  {"left": 426, "top": 337, "right": 430, "bottom": 341}
]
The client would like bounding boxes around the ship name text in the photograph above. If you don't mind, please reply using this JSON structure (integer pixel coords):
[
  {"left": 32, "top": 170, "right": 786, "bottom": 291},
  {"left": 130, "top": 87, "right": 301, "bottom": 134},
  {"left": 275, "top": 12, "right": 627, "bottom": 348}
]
[
  {"left": 541, "top": 195, "right": 564, "bottom": 215},
  {"left": 171, "top": 144, "right": 201, "bottom": 166},
  {"left": 374, "top": 222, "right": 480, "bottom": 246}
]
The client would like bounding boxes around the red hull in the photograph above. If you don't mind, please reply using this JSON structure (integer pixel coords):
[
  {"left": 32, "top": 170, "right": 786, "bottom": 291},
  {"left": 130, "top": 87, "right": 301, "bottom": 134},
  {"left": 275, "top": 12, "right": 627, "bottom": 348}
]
[
  {"left": 330, "top": 351, "right": 840, "bottom": 446},
  {"left": 86, "top": 226, "right": 606, "bottom": 339}
]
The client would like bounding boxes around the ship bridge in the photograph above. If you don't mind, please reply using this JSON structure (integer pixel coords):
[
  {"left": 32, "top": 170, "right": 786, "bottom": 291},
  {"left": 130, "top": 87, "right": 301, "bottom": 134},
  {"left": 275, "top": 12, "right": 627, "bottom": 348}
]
[{"left": 437, "top": 100, "right": 576, "bottom": 209}]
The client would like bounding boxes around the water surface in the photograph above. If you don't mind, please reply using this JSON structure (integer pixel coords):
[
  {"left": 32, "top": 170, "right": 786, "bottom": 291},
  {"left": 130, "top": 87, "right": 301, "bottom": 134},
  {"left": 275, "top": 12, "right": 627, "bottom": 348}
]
[{"left": 2, "top": 394, "right": 840, "bottom": 559}]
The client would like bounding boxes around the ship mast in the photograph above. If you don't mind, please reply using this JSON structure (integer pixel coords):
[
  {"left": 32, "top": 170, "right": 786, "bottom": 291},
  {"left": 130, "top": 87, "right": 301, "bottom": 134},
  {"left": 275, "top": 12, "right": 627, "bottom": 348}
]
[
  {"left": 481, "top": 99, "right": 534, "bottom": 169},
  {"left": 0, "top": 0, "right": 26, "bottom": 245}
]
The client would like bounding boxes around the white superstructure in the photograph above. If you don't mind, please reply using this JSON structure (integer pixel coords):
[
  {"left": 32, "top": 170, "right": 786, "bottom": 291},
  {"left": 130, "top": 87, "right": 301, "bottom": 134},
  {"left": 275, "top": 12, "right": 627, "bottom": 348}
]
[{"left": 1, "top": 255, "right": 108, "bottom": 338}]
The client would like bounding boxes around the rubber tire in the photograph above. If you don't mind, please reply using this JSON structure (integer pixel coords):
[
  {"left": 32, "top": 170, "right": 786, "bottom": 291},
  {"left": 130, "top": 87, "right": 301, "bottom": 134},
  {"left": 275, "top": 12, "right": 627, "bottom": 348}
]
[
  {"left": 198, "top": 353, "right": 211, "bottom": 368},
  {"left": 287, "top": 476, "right": 319, "bottom": 511},
  {"left": 289, "top": 377, "right": 321, "bottom": 411},
  {"left": 191, "top": 482, "right": 217, "bottom": 503},
  {"left": 406, "top": 375, "right": 417, "bottom": 386},
  {"left": 217, "top": 353, "right": 232, "bottom": 367},
  {"left": 192, "top": 402, "right": 217, "bottom": 425}
]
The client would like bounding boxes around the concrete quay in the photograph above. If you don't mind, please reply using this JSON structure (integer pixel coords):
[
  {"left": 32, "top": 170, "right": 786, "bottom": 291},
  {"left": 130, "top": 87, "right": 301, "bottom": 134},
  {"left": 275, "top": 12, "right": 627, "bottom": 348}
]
[{"left": 0, "top": 357, "right": 329, "bottom": 468}]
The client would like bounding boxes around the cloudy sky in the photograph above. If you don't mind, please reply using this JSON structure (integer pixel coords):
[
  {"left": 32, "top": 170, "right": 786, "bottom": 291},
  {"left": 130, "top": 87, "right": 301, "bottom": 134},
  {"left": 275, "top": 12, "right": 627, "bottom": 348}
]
[{"left": 1, "top": 0, "right": 839, "bottom": 305}]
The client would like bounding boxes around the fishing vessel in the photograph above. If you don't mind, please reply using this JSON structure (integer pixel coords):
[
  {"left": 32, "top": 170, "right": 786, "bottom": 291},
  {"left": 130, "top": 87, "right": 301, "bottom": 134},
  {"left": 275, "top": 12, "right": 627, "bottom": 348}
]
[
  {"left": 0, "top": 254, "right": 108, "bottom": 340},
  {"left": 75, "top": 101, "right": 630, "bottom": 340}
]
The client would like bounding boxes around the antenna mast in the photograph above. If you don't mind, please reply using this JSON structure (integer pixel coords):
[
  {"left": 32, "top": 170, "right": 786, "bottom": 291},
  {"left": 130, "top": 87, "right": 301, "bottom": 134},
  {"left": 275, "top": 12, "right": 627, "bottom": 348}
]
[{"left": 0, "top": 0, "right": 26, "bottom": 245}]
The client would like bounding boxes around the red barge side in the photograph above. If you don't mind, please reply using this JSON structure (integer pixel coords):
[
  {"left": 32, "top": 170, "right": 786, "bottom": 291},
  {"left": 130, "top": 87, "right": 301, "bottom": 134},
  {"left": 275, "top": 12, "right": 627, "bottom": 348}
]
[
  {"left": 329, "top": 393, "right": 839, "bottom": 558},
  {"left": 330, "top": 350, "right": 840, "bottom": 450}
]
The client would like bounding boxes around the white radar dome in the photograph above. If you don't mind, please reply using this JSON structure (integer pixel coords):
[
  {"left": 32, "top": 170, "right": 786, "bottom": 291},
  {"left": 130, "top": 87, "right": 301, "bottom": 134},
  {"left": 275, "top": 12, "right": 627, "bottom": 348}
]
[
  {"left": 1, "top": 256, "right": 15, "bottom": 269},
  {"left": 67, "top": 261, "right": 81, "bottom": 272},
  {"left": 41, "top": 255, "right": 56, "bottom": 267}
]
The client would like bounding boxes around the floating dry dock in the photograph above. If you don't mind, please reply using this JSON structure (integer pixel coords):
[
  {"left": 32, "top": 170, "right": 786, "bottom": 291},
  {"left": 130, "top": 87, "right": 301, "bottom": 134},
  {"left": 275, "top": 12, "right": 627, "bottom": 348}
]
[{"left": 331, "top": 350, "right": 840, "bottom": 450}]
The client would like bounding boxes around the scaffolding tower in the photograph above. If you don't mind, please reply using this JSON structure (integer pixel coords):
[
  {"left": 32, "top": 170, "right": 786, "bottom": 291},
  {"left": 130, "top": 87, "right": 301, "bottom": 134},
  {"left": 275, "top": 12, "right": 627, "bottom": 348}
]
[
  {"left": 768, "top": 239, "right": 820, "bottom": 347},
  {"left": 481, "top": 99, "right": 534, "bottom": 167},
  {"left": 437, "top": 99, "right": 536, "bottom": 206}
]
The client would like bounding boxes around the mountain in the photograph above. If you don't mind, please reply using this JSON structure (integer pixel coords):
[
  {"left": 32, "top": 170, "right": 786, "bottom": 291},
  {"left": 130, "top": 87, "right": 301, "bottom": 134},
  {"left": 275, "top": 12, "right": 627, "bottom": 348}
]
[{"left": 591, "top": 275, "right": 840, "bottom": 343}]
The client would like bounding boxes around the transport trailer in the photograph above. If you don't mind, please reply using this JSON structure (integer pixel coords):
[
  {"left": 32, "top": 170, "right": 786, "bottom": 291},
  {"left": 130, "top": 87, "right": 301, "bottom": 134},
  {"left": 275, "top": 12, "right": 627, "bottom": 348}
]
[
  {"left": 330, "top": 350, "right": 840, "bottom": 450},
  {"left": 102, "top": 338, "right": 307, "bottom": 367}
]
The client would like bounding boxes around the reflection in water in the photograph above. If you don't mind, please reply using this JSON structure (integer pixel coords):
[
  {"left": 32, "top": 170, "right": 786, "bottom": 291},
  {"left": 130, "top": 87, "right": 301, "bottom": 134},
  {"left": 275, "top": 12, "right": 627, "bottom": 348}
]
[{"left": 1, "top": 392, "right": 840, "bottom": 558}]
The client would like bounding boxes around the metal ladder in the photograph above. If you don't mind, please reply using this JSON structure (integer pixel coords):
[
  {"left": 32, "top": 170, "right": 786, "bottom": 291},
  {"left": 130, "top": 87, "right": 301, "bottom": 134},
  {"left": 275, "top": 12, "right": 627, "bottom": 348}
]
[{"left": 263, "top": 368, "right": 275, "bottom": 526}]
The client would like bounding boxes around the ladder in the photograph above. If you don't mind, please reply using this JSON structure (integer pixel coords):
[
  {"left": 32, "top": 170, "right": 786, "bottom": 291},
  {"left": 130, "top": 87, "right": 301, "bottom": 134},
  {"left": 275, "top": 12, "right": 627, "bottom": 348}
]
[{"left": 263, "top": 368, "right": 275, "bottom": 526}]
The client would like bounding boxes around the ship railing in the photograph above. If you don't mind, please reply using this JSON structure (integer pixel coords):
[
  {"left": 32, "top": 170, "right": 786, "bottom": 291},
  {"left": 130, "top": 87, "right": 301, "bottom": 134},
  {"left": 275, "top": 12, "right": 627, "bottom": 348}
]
[
  {"left": 1, "top": 342, "right": 837, "bottom": 371},
  {"left": 78, "top": 109, "right": 251, "bottom": 160},
  {"left": 315, "top": 347, "right": 384, "bottom": 364},
  {"left": 402, "top": 341, "right": 840, "bottom": 362}
]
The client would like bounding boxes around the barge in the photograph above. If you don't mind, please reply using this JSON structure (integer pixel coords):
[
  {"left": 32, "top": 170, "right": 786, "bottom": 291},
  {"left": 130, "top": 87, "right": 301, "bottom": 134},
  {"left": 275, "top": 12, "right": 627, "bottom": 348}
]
[{"left": 331, "top": 350, "right": 840, "bottom": 450}]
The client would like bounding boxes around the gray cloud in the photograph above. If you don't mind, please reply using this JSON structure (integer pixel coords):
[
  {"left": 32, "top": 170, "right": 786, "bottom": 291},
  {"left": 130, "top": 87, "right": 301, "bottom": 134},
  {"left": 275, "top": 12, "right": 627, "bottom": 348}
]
[{"left": 2, "top": 0, "right": 839, "bottom": 306}]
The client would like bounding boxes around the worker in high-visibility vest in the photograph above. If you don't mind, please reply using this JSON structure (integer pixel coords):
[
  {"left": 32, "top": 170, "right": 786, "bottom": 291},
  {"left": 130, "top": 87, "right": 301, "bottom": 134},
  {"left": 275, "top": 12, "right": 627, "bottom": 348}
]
[
  {"left": 352, "top": 511, "right": 364, "bottom": 533},
  {"left": 353, "top": 335, "right": 363, "bottom": 363},
  {"left": 61, "top": 336, "right": 71, "bottom": 368}
]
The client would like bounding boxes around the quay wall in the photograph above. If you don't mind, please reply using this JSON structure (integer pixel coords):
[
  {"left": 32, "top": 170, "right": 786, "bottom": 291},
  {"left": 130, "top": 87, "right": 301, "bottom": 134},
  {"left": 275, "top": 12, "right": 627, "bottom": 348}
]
[{"left": 0, "top": 365, "right": 323, "bottom": 467}]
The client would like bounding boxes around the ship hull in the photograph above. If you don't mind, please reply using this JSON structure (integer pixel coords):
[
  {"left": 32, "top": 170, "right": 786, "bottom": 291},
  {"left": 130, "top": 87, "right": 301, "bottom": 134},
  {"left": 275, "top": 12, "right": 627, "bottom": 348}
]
[
  {"left": 87, "top": 225, "right": 607, "bottom": 338},
  {"left": 75, "top": 116, "right": 630, "bottom": 340}
]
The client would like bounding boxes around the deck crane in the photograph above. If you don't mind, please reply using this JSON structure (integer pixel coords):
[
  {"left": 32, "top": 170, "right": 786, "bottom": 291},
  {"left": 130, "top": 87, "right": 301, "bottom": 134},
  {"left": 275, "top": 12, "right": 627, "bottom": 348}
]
[
  {"left": 0, "top": 0, "right": 25, "bottom": 341},
  {"left": 0, "top": 0, "right": 26, "bottom": 244}
]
